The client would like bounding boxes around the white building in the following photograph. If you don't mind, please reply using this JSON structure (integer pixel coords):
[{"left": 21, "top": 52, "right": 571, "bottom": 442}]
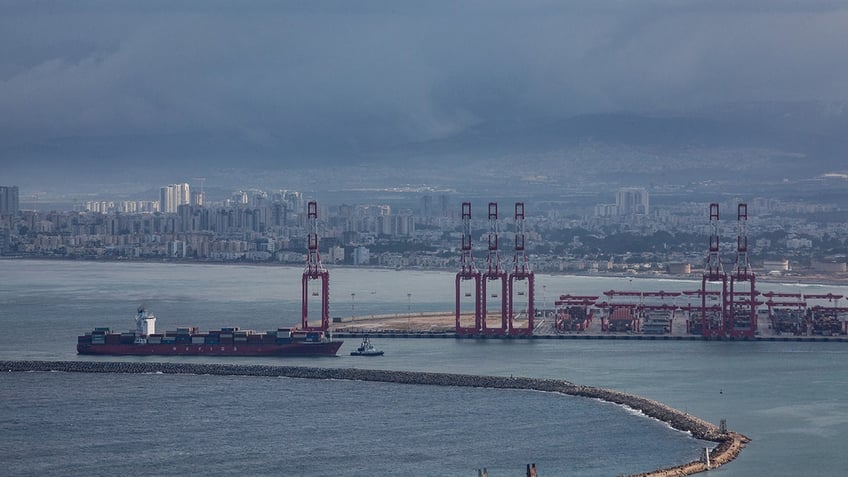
[
  {"left": 159, "top": 183, "right": 190, "bottom": 213},
  {"left": 616, "top": 187, "right": 649, "bottom": 215},
  {"left": 785, "top": 238, "right": 812, "bottom": 249},
  {"left": 167, "top": 240, "right": 186, "bottom": 258},
  {"left": 327, "top": 245, "right": 345, "bottom": 264},
  {"left": 762, "top": 259, "right": 791, "bottom": 273},
  {"left": 353, "top": 246, "right": 370, "bottom": 265}
]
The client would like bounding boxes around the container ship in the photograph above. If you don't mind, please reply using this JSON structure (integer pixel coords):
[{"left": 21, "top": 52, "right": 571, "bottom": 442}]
[{"left": 77, "top": 307, "right": 343, "bottom": 357}]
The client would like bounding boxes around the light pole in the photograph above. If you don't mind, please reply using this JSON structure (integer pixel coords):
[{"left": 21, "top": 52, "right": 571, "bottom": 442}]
[{"left": 351, "top": 292, "right": 356, "bottom": 318}]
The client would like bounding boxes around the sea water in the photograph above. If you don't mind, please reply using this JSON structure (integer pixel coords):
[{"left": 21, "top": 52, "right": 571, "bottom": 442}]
[{"left": 2, "top": 260, "right": 848, "bottom": 476}]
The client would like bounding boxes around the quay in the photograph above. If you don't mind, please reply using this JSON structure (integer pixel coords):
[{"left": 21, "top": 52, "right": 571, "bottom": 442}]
[
  {"left": 333, "top": 330, "right": 848, "bottom": 342},
  {"left": 330, "top": 311, "right": 848, "bottom": 342}
]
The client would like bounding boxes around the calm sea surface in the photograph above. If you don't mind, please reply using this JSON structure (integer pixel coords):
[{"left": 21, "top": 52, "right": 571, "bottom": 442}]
[{"left": 2, "top": 260, "right": 848, "bottom": 476}]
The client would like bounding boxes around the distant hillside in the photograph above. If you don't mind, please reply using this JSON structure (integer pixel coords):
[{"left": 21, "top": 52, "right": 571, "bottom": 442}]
[
  {"left": 387, "top": 102, "right": 847, "bottom": 183},
  {"left": 4, "top": 101, "right": 845, "bottom": 189}
]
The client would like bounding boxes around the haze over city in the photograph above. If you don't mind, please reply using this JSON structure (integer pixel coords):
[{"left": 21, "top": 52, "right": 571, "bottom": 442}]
[{"left": 2, "top": 1, "right": 847, "bottom": 196}]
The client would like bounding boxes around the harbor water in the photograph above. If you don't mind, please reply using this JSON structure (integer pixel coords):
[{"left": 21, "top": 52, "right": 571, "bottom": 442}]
[{"left": 2, "top": 259, "right": 848, "bottom": 476}]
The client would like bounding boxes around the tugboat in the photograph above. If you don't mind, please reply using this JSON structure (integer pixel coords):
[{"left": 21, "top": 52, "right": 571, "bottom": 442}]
[{"left": 350, "top": 336, "right": 384, "bottom": 356}]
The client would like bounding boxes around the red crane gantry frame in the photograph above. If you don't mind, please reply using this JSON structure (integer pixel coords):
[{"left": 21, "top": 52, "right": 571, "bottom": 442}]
[
  {"left": 301, "top": 201, "right": 330, "bottom": 331},
  {"left": 508, "top": 202, "right": 535, "bottom": 336},
  {"left": 729, "top": 203, "right": 757, "bottom": 338},
  {"left": 481, "top": 202, "right": 508, "bottom": 335},
  {"left": 455, "top": 202, "right": 482, "bottom": 335},
  {"left": 701, "top": 203, "right": 728, "bottom": 337}
]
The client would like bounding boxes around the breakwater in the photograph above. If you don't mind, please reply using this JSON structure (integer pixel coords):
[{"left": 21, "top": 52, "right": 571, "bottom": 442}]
[{"left": 2, "top": 360, "right": 747, "bottom": 476}]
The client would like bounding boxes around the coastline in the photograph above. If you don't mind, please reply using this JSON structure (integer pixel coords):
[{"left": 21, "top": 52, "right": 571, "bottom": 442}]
[
  {"left": 3, "top": 255, "right": 846, "bottom": 286},
  {"left": 2, "top": 360, "right": 748, "bottom": 476}
]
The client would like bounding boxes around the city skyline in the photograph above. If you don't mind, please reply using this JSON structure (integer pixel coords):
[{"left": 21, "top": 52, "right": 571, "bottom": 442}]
[{"left": 2, "top": 178, "right": 845, "bottom": 280}]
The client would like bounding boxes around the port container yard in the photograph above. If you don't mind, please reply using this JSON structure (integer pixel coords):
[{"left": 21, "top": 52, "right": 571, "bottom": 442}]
[{"left": 331, "top": 201, "right": 848, "bottom": 341}]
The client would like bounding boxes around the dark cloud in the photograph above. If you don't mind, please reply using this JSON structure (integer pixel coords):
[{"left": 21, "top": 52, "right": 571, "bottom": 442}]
[{"left": 1, "top": 1, "right": 846, "bottom": 159}]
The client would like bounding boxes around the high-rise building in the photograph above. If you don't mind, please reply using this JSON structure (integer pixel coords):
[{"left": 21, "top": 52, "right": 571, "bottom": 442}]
[
  {"left": 616, "top": 187, "right": 649, "bottom": 215},
  {"left": 0, "top": 186, "right": 20, "bottom": 215},
  {"left": 191, "top": 191, "right": 205, "bottom": 207},
  {"left": 282, "top": 190, "right": 303, "bottom": 212},
  {"left": 159, "top": 183, "right": 190, "bottom": 213},
  {"left": 421, "top": 195, "right": 433, "bottom": 217},
  {"left": 231, "top": 191, "right": 248, "bottom": 206},
  {"left": 439, "top": 195, "right": 450, "bottom": 217},
  {"left": 159, "top": 187, "right": 171, "bottom": 213}
]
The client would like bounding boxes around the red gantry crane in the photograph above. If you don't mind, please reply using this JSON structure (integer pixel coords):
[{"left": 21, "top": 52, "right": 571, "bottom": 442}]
[
  {"left": 554, "top": 295, "right": 598, "bottom": 332},
  {"left": 481, "top": 202, "right": 508, "bottom": 335},
  {"left": 762, "top": 291, "right": 806, "bottom": 335},
  {"left": 700, "top": 203, "right": 728, "bottom": 338},
  {"left": 456, "top": 202, "right": 482, "bottom": 335},
  {"left": 301, "top": 201, "right": 330, "bottom": 331},
  {"left": 508, "top": 202, "right": 535, "bottom": 336},
  {"left": 729, "top": 203, "right": 758, "bottom": 338},
  {"left": 803, "top": 293, "right": 848, "bottom": 336}
]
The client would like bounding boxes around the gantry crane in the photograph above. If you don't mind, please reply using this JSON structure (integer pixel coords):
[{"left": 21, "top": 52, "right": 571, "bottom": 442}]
[{"left": 302, "top": 201, "right": 329, "bottom": 331}]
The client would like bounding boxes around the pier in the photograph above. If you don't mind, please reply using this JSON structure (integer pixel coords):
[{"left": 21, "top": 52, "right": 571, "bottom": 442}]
[{"left": 330, "top": 310, "right": 848, "bottom": 342}]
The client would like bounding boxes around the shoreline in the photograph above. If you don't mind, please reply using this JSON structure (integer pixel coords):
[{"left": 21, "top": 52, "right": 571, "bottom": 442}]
[
  {"left": 3, "top": 255, "right": 847, "bottom": 286},
  {"left": 2, "top": 360, "right": 748, "bottom": 476}
]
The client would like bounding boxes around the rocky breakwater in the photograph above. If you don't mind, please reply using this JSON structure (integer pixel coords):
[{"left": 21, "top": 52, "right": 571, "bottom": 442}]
[{"left": 3, "top": 360, "right": 747, "bottom": 476}]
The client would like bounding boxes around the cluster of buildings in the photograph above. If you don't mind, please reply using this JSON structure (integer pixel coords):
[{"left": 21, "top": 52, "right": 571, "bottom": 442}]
[
  {"left": 594, "top": 187, "right": 650, "bottom": 217},
  {"left": 1, "top": 183, "right": 846, "bottom": 280},
  {"left": 1, "top": 183, "right": 420, "bottom": 265},
  {"left": 159, "top": 182, "right": 194, "bottom": 213},
  {"left": 83, "top": 182, "right": 196, "bottom": 214}
]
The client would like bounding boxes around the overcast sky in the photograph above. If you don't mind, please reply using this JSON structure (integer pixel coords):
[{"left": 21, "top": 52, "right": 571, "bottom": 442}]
[{"left": 2, "top": 0, "right": 847, "bottom": 156}]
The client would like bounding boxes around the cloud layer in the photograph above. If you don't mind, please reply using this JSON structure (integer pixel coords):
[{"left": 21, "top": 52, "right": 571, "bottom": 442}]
[{"left": 2, "top": 1, "right": 847, "bottom": 153}]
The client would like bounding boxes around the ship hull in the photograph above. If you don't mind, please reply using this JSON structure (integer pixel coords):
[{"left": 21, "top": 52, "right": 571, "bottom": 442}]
[
  {"left": 77, "top": 341, "right": 343, "bottom": 357},
  {"left": 350, "top": 350, "right": 384, "bottom": 356}
]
